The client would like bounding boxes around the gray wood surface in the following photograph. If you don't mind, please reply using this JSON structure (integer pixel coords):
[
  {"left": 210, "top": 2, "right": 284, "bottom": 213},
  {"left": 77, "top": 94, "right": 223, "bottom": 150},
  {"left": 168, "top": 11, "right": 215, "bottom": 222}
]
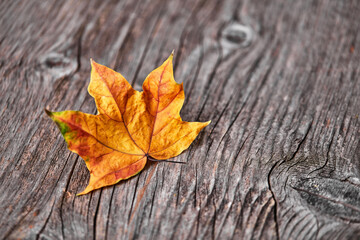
[{"left": 1, "top": 0, "right": 360, "bottom": 239}]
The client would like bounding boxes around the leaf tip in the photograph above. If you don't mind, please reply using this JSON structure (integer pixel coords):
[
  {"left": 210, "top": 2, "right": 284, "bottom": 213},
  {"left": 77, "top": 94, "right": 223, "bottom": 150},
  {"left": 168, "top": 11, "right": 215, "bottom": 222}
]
[
  {"left": 44, "top": 108, "right": 53, "bottom": 117},
  {"left": 76, "top": 188, "right": 91, "bottom": 196},
  {"left": 167, "top": 50, "right": 175, "bottom": 61},
  {"left": 90, "top": 58, "right": 98, "bottom": 67},
  {"left": 90, "top": 58, "right": 101, "bottom": 68},
  {"left": 77, "top": 183, "right": 97, "bottom": 196}
]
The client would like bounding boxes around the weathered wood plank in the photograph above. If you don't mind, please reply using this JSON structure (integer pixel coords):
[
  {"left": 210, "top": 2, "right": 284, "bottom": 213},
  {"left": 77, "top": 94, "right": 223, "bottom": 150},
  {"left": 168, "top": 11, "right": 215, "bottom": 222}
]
[{"left": 1, "top": 0, "right": 360, "bottom": 239}]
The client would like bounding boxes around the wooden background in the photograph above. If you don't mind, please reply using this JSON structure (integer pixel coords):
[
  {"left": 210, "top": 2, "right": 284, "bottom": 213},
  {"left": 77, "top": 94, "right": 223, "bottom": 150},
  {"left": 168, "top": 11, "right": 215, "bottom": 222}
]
[{"left": 1, "top": 0, "right": 360, "bottom": 239}]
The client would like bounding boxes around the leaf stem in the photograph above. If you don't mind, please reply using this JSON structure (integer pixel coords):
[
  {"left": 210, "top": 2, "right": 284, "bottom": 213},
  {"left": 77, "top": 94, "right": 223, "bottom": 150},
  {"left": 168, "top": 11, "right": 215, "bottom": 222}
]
[{"left": 147, "top": 156, "right": 187, "bottom": 164}]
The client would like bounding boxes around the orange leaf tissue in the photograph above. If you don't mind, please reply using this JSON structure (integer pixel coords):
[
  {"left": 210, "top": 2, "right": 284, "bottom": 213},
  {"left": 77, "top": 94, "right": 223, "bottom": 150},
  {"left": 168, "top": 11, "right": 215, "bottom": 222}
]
[{"left": 46, "top": 52, "right": 210, "bottom": 195}]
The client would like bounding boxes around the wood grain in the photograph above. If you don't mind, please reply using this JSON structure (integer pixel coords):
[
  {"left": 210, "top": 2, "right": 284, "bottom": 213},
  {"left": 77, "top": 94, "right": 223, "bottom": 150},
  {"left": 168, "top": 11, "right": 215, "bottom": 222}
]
[{"left": 1, "top": 0, "right": 360, "bottom": 239}]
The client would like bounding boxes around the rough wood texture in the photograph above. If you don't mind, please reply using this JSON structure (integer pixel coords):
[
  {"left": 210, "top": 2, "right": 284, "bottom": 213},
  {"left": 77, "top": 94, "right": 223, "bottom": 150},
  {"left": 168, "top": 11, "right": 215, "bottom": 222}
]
[{"left": 1, "top": 0, "right": 360, "bottom": 239}]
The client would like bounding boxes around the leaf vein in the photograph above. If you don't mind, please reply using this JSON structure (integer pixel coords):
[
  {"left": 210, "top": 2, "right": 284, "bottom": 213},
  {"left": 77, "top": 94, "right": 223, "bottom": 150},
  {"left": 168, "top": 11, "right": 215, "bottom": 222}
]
[{"left": 93, "top": 63, "right": 145, "bottom": 153}]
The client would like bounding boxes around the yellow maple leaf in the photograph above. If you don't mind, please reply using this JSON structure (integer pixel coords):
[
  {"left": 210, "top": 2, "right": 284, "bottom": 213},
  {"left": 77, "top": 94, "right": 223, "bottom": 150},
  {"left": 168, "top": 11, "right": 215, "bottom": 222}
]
[{"left": 46, "top": 53, "right": 210, "bottom": 195}]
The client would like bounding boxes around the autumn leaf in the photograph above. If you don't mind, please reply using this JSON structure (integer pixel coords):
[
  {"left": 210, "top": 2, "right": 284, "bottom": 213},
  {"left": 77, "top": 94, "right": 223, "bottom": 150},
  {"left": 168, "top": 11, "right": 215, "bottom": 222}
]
[{"left": 46, "top": 53, "right": 210, "bottom": 195}]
